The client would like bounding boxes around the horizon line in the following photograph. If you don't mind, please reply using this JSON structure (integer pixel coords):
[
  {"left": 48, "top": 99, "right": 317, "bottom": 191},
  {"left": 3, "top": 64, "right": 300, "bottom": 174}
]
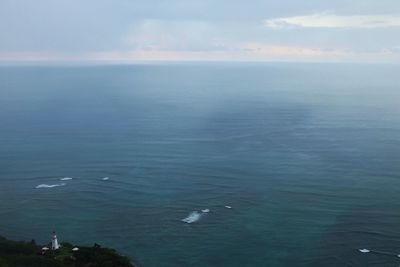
[{"left": 0, "top": 59, "right": 399, "bottom": 66}]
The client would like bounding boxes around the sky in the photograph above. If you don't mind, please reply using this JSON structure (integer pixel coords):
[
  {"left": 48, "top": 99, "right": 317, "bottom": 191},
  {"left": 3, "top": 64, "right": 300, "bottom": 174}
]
[{"left": 1, "top": 0, "right": 400, "bottom": 63}]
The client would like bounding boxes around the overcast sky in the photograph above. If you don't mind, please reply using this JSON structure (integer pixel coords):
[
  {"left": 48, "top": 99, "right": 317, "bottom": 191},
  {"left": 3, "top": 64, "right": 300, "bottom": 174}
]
[{"left": 1, "top": 0, "right": 400, "bottom": 62}]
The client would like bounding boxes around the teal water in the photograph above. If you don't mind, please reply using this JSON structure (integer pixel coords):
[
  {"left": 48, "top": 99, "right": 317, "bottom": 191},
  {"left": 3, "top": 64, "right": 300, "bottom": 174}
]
[{"left": 0, "top": 63, "right": 400, "bottom": 267}]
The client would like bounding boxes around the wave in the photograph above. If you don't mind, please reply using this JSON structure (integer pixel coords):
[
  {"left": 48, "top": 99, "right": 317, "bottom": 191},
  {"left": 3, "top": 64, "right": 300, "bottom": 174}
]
[
  {"left": 36, "top": 183, "right": 66, "bottom": 189},
  {"left": 102, "top": 177, "right": 109, "bottom": 181},
  {"left": 60, "top": 177, "right": 73, "bottom": 181},
  {"left": 201, "top": 209, "right": 210, "bottom": 213},
  {"left": 181, "top": 211, "right": 202, "bottom": 223}
]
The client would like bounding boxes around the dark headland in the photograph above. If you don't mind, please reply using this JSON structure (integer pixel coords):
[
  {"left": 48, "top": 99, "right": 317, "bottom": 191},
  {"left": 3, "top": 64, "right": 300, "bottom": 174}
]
[{"left": 0, "top": 235, "right": 135, "bottom": 267}]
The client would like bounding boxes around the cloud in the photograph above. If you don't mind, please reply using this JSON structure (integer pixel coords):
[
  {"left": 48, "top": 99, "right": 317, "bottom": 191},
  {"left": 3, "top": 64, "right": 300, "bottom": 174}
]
[
  {"left": 264, "top": 13, "right": 400, "bottom": 28},
  {"left": 0, "top": 44, "right": 353, "bottom": 62},
  {"left": 2, "top": 45, "right": 400, "bottom": 63},
  {"left": 239, "top": 43, "right": 348, "bottom": 58},
  {"left": 125, "top": 19, "right": 226, "bottom": 52},
  {"left": 381, "top": 45, "right": 400, "bottom": 54}
]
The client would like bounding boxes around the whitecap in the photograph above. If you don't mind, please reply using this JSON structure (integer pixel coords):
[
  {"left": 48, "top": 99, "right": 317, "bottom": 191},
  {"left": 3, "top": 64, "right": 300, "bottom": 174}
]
[
  {"left": 60, "top": 177, "right": 73, "bottom": 181},
  {"left": 201, "top": 209, "right": 210, "bottom": 213},
  {"left": 181, "top": 211, "right": 202, "bottom": 224},
  {"left": 36, "top": 183, "right": 66, "bottom": 189},
  {"left": 225, "top": 205, "right": 232, "bottom": 209},
  {"left": 102, "top": 177, "right": 109, "bottom": 180},
  {"left": 359, "top": 249, "right": 370, "bottom": 253}
]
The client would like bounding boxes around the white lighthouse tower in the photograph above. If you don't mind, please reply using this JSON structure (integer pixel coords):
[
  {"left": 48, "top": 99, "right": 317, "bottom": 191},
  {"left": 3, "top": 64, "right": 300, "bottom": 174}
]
[{"left": 51, "top": 231, "right": 60, "bottom": 250}]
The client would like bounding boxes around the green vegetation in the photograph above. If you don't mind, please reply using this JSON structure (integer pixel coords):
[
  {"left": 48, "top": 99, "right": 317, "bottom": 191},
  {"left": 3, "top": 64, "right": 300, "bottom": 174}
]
[{"left": 0, "top": 236, "right": 135, "bottom": 267}]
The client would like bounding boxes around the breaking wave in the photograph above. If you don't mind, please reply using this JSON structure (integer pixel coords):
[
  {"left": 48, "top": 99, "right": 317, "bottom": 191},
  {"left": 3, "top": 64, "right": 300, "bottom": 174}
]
[
  {"left": 36, "top": 183, "right": 66, "bottom": 189},
  {"left": 181, "top": 211, "right": 202, "bottom": 223}
]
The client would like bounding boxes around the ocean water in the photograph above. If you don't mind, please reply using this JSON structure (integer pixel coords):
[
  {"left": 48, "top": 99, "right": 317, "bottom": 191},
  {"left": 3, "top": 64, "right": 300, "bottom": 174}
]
[{"left": 0, "top": 63, "right": 400, "bottom": 267}]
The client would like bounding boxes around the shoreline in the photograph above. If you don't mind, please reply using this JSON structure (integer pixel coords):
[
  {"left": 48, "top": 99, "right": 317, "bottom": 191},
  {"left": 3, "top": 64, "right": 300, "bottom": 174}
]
[{"left": 0, "top": 235, "right": 137, "bottom": 267}]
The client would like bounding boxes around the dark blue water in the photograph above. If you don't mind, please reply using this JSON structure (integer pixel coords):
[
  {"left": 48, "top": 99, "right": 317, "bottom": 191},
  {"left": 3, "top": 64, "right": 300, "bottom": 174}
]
[{"left": 0, "top": 63, "right": 400, "bottom": 267}]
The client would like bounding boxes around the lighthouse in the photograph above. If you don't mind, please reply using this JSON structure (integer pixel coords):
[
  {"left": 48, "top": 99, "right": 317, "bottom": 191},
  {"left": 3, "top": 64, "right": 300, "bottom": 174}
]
[{"left": 51, "top": 231, "right": 60, "bottom": 250}]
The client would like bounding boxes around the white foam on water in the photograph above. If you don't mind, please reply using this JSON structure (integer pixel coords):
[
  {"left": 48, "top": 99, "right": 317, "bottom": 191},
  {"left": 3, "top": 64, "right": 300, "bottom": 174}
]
[
  {"left": 201, "top": 209, "right": 210, "bottom": 213},
  {"left": 225, "top": 205, "right": 232, "bottom": 209},
  {"left": 60, "top": 177, "right": 73, "bottom": 181},
  {"left": 359, "top": 249, "right": 370, "bottom": 253},
  {"left": 102, "top": 177, "right": 109, "bottom": 180},
  {"left": 36, "top": 183, "right": 66, "bottom": 189},
  {"left": 181, "top": 211, "right": 202, "bottom": 223}
]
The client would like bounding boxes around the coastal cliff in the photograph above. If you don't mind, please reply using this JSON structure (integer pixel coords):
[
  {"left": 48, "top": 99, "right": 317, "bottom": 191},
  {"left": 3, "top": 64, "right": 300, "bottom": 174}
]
[{"left": 0, "top": 236, "right": 135, "bottom": 267}]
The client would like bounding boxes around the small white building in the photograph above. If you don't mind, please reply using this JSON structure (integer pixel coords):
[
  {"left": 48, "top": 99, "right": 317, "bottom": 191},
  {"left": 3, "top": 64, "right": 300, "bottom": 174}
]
[{"left": 51, "top": 231, "right": 60, "bottom": 250}]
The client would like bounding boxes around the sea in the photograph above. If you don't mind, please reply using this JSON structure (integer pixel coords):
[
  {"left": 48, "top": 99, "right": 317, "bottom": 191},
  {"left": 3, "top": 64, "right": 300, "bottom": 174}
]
[{"left": 0, "top": 63, "right": 399, "bottom": 267}]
